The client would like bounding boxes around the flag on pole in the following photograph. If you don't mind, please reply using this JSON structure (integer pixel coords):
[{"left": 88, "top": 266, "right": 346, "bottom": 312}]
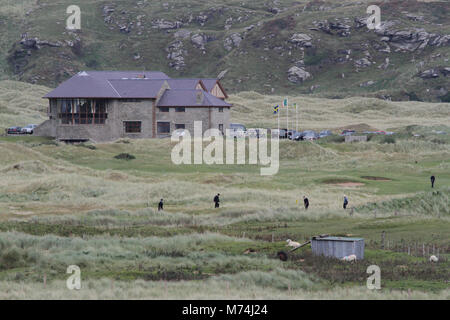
[
  {"left": 273, "top": 105, "right": 279, "bottom": 114},
  {"left": 283, "top": 98, "right": 288, "bottom": 107}
]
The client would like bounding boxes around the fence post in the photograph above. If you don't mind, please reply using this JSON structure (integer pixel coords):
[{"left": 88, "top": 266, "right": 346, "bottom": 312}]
[{"left": 381, "top": 231, "right": 385, "bottom": 250}]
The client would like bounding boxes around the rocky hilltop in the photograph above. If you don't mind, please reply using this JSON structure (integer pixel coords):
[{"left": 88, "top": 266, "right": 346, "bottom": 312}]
[{"left": 1, "top": 0, "right": 449, "bottom": 101}]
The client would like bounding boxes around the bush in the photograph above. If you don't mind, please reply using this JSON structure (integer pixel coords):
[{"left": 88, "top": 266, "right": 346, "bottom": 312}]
[
  {"left": 382, "top": 136, "right": 396, "bottom": 144},
  {"left": 114, "top": 153, "right": 136, "bottom": 160},
  {"left": 320, "top": 135, "right": 344, "bottom": 143},
  {"left": 0, "top": 247, "right": 24, "bottom": 270}
]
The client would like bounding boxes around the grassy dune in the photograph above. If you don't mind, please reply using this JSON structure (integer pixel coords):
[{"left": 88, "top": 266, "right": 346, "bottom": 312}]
[
  {"left": 229, "top": 91, "right": 450, "bottom": 130},
  {"left": 0, "top": 81, "right": 449, "bottom": 298},
  {"left": 0, "top": 81, "right": 48, "bottom": 130}
]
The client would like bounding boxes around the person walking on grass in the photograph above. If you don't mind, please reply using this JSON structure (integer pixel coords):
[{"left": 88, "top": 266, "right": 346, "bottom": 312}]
[
  {"left": 303, "top": 196, "right": 309, "bottom": 210},
  {"left": 343, "top": 195, "right": 349, "bottom": 209},
  {"left": 431, "top": 175, "right": 436, "bottom": 188},
  {"left": 158, "top": 199, "right": 164, "bottom": 211},
  {"left": 214, "top": 193, "right": 220, "bottom": 208}
]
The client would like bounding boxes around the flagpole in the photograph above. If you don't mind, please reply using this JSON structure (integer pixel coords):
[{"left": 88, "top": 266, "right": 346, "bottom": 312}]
[
  {"left": 286, "top": 104, "right": 289, "bottom": 135},
  {"left": 277, "top": 108, "right": 280, "bottom": 135}
]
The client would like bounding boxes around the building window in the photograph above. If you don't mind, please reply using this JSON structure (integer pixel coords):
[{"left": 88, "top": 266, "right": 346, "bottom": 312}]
[
  {"left": 159, "top": 107, "right": 169, "bottom": 112},
  {"left": 175, "top": 107, "right": 185, "bottom": 112},
  {"left": 157, "top": 122, "right": 170, "bottom": 134},
  {"left": 124, "top": 121, "right": 142, "bottom": 133},
  {"left": 219, "top": 107, "right": 224, "bottom": 113},
  {"left": 219, "top": 124, "right": 224, "bottom": 135},
  {"left": 58, "top": 99, "right": 107, "bottom": 125},
  {"left": 175, "top": 124, "right": 185, "bottom": 130}
]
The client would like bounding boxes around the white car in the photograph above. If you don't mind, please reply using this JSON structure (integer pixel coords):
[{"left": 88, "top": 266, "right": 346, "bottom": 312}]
[{"left": 21, "top": 124, "right": 37, "bottom": 134}]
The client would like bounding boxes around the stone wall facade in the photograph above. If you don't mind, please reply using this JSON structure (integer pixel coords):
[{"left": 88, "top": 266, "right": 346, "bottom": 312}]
[{"left": 34, "top": 98, "right": 230, "bottom": 142}]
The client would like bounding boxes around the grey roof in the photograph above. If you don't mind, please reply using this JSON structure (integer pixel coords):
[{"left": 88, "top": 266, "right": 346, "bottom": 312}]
[
  {"left": 157, "top": 90, "right": 231, "bottom": 107},
  {"left": 166, "top": 79, "right": 203, "bottom": 90},
  {"left": 44, "top": 71, "right": 170, "bottom": 98},
  {"left": 44, "top": 72, "right": 120, "bottom": 98},
  {"left": 44, "top": 71, "right": 229, "bottom": 105},
  {"left": 79, "top": 71, "right": 170, "bottom": 80},
  {"left": 108, "top": 79, "right": 167, "bottom": 98},
  {"left": 200, "top": 79, "right": 219, "bottom": 92}
]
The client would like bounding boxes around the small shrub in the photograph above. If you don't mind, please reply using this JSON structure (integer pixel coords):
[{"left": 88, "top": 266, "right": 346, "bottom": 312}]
[
  {"left": 0, "top": 247, "right": 24, "bottom": 270},
  {"left": 321, "top": 135, "right": 344, "bottom": 143},
  {"left": 382, "top": 136, "right": 396, "bottom": 144},
  {"left": 114, "top": 153, "right": 136, "bottom": 160}
]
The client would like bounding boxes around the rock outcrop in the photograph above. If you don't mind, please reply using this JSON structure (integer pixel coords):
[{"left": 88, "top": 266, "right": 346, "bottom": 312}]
[
  {"left": 289, "top": 34, "right": 313, "bottom": 48},
  {"left": 166, "top": 40, "right": 186, "bottom": 70},
  {"left": 224, "top": 33, "right": 242, "bottom": 51},
  {"left": 287, "top": 66, "right": 311, "bottom": 83},
  {"left": 419, "top": 69, "right": 439, "bottom": 79}
]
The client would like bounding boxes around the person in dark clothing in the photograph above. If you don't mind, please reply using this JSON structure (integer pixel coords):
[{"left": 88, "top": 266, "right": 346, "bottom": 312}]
[
  {"left": 158, "top": 199, "right": 164, "bottom": 211},
  {"left": 431, "top": 175, "right": 436, "bottom": 188},
  {"left": 343, "top": 195, "right": 349, "bottom": 209},
  {"left": 303, "top": 196, "right": 309, "bottom": 210},
  {"left": 214, "top": 194, "right": 220, "bottom": 208}
]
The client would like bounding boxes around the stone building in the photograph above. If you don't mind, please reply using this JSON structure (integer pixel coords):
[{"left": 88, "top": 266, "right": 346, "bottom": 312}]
[{"left": 35, "top": 71, "right": 231, "bottom": 142}]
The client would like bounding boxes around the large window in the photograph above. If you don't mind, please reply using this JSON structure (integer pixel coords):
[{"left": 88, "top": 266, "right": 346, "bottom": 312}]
[
  {"left": 59, "top": 99, "right": 108, "bottom": 125},
  {"left": 175, "top": 124, "right": 185, "bottom": 129},
  {"left": 159, "top": 107, "right": 169, "bottom": 112},
  {"left": 157, "top": 122, "right": 171, "bottom": 134},
  {"left": 124, "top": 121, "right": 142, "bottom": 133},
  {"left": 175, "top": 107, "right": 185, "bottom": 112}
]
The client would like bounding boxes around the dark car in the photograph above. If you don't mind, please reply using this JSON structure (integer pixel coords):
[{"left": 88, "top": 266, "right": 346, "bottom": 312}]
[
  {"left": 319, "top": 130, "right": 332, "bottom": 138},
  {"left": 277, "top": 129, "right": 288, "bottom": 139},
  {"left": 287, "top": 130, "right": 297, "bottom": 140},
  {"left": 302, "top": 130, "right": 319, "bottom": 141},
  {"left": 341, "top": 130, "right": 356, "bottom": 136},
  {"left": 291, "top": 131, "right": 304, "bottom": 141},
  {"left": 7, "top": 126, "right": 22, "bottom": 135}
]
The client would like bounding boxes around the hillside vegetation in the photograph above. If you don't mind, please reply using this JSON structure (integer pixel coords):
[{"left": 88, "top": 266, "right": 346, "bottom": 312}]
[{"left": 1, "top": 0, "right": 449, "bottom": 101}]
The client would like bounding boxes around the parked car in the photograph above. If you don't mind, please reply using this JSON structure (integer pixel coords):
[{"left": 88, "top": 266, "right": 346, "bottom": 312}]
[
  {"left": 319, "top": 130, "right": 332, "bottom": 138},
  {"left": 21, "top": 124, "right": 37, "bottom": 134},
  {"left": 247, "top": 128, "right": 266, "bottom": 138},
  {"left": 374, "top": 130, "right": 387, "bottom": 135},
  {"left": 229, "top": 123, "right": 247, "bottom": 138},
  {"left": 276, "top": 128, "right": 288, "bottom": 139},
  {"left": 291, "top": 131, "right": 304, "bottom": 141},
  {"left": 341, "top": 130, "right": 356, "bottom": 136},
  {"left": 6, "top": 126, "right": 22, "bottom": 135},
  {"left": 302, "top": 130, "right": 319, "bottom": 141},
  {"left": 286, "top": 130, "right": 297, "bottom": 140}
]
